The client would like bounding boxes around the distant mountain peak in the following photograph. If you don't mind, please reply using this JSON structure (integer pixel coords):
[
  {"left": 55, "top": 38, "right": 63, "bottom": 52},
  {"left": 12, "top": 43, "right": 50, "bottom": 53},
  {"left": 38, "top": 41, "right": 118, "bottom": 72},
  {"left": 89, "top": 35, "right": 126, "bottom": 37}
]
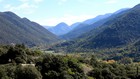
[
  {"left": 56, "top": 22, "right": 69, "bottom": 27},
  {"left": 3, "top": 11, "right": 18, "bottom": 17},
  {"left": 48, "top": 22, "right": 72, "bottom": 36},
  {"left": 3, "top": 11, "right": 15, "bottom": 14}
]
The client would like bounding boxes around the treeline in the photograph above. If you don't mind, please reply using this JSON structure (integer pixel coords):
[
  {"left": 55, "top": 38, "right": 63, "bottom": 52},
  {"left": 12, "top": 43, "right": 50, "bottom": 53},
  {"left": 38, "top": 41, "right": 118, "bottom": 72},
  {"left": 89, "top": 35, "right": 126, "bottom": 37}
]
[
  {"left": 88, "top": 55, "right": 140, "bottom": 79},
  {"left": 0, "top": 45, "right": 85, "bottom": 79},
  {"left": 1, "top": 45, "right": 140, "bottom": 79}
]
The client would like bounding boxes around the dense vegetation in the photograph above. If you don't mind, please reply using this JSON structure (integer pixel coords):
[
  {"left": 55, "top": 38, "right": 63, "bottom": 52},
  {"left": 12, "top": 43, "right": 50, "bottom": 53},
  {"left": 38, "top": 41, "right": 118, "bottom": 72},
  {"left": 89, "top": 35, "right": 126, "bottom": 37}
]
[
  {"left": 0, "top": 45, "right": 86, "bottom": 79},
  {"left": 0, "top": 11, "right": 59, "bottom": 46},
  {"left": 1, "top": 45, "right": 140, "bottom": 79}
]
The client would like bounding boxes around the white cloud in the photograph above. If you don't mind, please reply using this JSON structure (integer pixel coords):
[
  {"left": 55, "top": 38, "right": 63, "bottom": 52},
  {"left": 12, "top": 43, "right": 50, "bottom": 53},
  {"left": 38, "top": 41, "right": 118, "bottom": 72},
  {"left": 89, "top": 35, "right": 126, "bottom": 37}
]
[
  {"left": 19, "top": 3, "right": 37, "bottom": 9},
  {"left": 35, "top": 14, "right": 95, "bottom": 26},
  {"left": 4, "top": 3, "right": 38, "bottom": 14},
  {"left": 4, "top": 0, "right": 44, "bottom": 14},
  {"left": 106, "top": 0, "right": 118, "bottom": 4}
]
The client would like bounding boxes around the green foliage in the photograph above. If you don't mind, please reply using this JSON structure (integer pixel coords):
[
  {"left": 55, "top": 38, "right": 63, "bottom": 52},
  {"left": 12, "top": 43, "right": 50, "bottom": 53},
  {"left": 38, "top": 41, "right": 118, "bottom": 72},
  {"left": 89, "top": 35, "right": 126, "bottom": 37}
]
[
  {"left": 1, "top": 45, "right": 140, "bottom": 79},
  {"left": 16, "top": 65, "right": 42, "bottom": 79},
  {"left": 0, "top": 64, "right": 16, "bottom": 79},
  {"left": 0, "top": 45, "right": 28, "bottom": 64},
  {"left": 88, "top": 55, "right": 140, "bottom": 79},
  {"left": 36, "top": 54, "right": 85, "bottom": 79}
]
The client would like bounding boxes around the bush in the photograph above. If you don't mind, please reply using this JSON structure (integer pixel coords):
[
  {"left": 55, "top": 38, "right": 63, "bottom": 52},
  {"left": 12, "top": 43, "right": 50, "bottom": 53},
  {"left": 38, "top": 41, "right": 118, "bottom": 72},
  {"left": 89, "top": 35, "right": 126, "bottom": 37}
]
[{"left": 16, "top": 65, "right": 42, "bottom": 79}]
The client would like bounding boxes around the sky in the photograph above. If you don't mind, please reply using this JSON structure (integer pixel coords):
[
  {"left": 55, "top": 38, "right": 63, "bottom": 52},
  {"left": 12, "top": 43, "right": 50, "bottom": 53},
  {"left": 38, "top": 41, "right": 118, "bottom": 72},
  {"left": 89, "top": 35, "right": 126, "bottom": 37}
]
[{"left": 0, "top": 0, "right": 140, "bottom": 26}]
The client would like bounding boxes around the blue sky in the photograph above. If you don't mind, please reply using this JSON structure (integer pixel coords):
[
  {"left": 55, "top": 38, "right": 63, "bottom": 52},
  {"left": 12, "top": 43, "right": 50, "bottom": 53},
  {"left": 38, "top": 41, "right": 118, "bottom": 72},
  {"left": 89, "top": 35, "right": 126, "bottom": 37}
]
[{"left": 0, "top": 0, "right": 139, "bottom": 26}]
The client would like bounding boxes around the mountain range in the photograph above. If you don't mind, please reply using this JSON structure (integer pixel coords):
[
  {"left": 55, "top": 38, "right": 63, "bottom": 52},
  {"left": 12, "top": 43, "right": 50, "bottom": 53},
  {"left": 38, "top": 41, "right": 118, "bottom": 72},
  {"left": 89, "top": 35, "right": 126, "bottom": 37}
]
[
  {"left": 0, "top": 11, "right": 59, "bottom": 46},
  {"left": 50, "top": 4, "right": 140, "bottom": 52},
  {"left": 60, "top": 8, "right": 129, "bottom": 40},
  {"left": 0, "top": 4, "right": 139, "bottom": 51}
]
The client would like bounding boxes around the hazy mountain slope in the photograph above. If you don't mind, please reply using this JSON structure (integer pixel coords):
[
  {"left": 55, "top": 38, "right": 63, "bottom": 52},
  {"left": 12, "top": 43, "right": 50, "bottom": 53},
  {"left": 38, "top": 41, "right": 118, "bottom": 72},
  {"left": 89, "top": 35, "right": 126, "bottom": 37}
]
[
  {"left": 48, "top": 22, "right": 72, "bottom": 36},
  {"left": 83, "top": 13, "right": 112, "bottom": 25},
  {"left": 60, "top": 14, "right": 111, "bottom": 40},
  {"left": 51, "top": 4, "right": 140, "bottom": 52},
  {"left": 60, "top": 23, "right": 89, "bottom": 40},
  {"left": 70, "top": 22, "right": 81, "bottom": 29},
  {"left": 0, "top": 11, "right": 59, "bottom": 46},
  {"left": 44, "top": 26, "right": 52, "bottom": 29},
  {"left": 72, "top": 4, "right": 140, "bottom": 49},
  {"left": 61, "top": 8, "right": 129, "bottom": 40}
]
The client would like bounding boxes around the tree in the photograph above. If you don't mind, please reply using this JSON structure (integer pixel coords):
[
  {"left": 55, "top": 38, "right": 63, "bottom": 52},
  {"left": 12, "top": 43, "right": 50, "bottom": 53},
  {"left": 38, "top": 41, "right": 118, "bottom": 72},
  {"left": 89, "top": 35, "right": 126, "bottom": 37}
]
[{"left": 16, "top": 65, "right": 42, "bottom": 79}]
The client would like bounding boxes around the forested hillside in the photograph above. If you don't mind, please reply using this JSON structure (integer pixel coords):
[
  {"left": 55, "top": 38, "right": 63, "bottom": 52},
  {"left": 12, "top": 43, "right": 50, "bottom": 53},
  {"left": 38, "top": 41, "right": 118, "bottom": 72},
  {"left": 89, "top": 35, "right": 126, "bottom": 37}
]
[
  {"left": 79, "top": 4, "right": 140, "bottom": 49},
  {"left": 52, "top": 4, "right": 140, "bottom": 52},
  {"left": 60, "top": 9, "right": 129, "bottom": 40},
  {"left": 0, "top": 11, "right": 59, "bottom": 46}
]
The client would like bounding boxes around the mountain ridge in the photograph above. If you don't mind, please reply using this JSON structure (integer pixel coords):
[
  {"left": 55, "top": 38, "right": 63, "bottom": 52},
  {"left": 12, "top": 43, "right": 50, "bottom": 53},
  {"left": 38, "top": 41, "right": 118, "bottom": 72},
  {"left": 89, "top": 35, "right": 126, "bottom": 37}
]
[
  {"left": 74, "top": 4, "right": 140, "bottom": 49},
  {"left": 60, "top": 8, "right": 129, "bottom": 40},
  {"left": 51, "top": 5, "right": 140, "bottom": 52},
  {"left": 0, "top": 11, "right": 59, "bottom": 46}
]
